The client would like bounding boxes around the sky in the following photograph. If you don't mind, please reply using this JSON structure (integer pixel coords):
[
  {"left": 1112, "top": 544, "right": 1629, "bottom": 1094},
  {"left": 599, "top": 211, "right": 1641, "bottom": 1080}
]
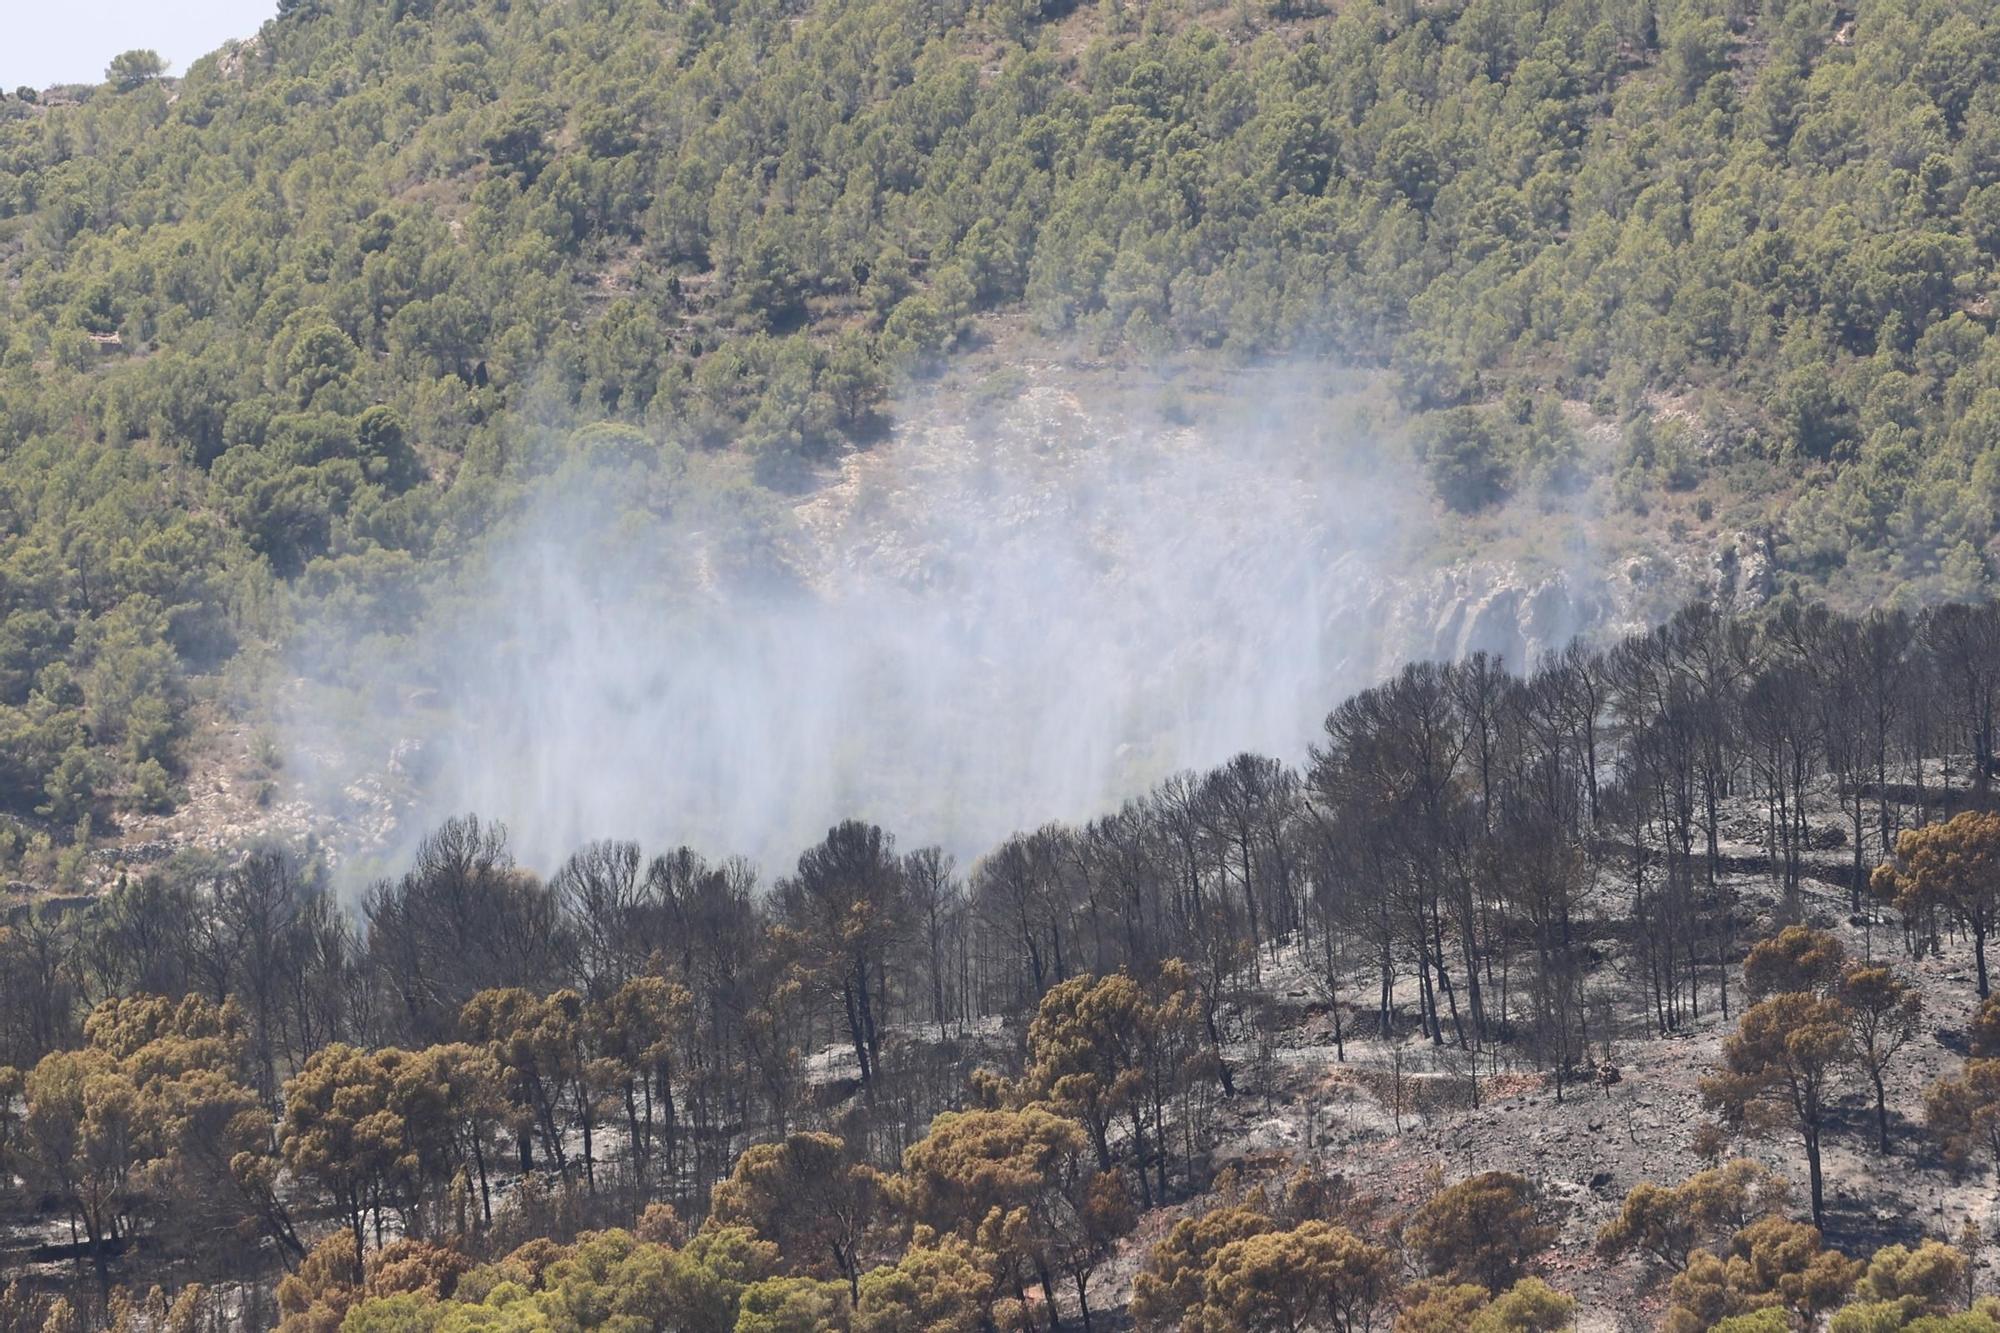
[{"left": 3, "top": 0, "right": 276, "bottom": 90}]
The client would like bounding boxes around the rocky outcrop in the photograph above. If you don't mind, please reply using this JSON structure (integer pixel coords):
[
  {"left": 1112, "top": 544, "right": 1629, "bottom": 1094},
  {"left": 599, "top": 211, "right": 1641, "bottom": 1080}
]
[
  {"left": 1362, "top": 527, "right": 1778, "bottom": 676},
  {"left": 1370, "top": 563, "right": 1614, "bottom": 672},
  {"left": 840, "top": 371, "right": 1770, "bottom": 680}
]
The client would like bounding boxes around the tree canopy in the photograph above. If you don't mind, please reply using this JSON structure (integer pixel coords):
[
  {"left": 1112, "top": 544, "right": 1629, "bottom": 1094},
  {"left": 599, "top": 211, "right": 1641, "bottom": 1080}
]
[{"left": 7, "top": 0, "right": 2000, "bottom": 852}]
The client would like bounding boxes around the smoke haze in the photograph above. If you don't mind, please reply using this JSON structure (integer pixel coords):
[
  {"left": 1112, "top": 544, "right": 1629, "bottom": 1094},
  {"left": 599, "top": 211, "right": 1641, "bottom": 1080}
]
[{"left": 291, "top": 376, "right": 1439, "bottom": 876}]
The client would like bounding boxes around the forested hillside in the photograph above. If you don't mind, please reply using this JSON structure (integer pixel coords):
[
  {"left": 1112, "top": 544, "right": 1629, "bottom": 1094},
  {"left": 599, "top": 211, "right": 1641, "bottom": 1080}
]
[
  {"left": 8, "top": 598, "right": 2000, "bottom": 1330},
  {"left": 5, "top": 0, "right": 2000, "bottom": 845},
  {"left": 18, "top": 3, "right": 2000, "bottom": 1321}
]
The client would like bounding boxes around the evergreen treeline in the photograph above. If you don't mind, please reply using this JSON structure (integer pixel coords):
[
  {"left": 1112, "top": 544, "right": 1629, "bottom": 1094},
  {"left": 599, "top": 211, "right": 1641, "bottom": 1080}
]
[
  {"left": 8, "top": 0, "right": 2000, "bottom": 836},
  {"left": 5, "top": 595, "right": 2000, "bottom": 1326}
]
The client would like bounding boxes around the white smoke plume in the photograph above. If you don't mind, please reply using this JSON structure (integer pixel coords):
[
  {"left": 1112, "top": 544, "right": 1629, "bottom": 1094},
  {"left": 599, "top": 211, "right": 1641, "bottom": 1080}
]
[{"left": 289, "top": 374, "right": 1439, "bottom": 877}]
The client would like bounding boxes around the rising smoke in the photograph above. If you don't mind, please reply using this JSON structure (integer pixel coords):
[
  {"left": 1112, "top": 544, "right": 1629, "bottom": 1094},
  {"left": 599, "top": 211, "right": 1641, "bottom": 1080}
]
[{"left": 289, "top": 375, "right": 1441, "bottom": 878}]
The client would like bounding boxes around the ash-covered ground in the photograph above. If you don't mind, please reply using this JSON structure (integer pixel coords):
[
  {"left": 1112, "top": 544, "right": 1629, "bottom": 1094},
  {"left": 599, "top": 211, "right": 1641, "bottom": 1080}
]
[{"left": 1078, "top": 779, "right": 1997, "bottom": 1331}]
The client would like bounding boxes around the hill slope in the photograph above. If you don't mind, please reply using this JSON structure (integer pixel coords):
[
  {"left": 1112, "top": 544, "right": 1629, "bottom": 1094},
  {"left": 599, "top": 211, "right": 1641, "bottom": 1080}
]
[{"left": 4, "top": 0, "right": 2000, "bottom": 856}]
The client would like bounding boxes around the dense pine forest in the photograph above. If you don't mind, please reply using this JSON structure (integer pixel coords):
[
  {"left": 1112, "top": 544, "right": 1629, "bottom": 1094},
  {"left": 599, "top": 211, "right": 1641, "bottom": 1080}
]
[
  {"left": 16, "top": 0, "right": 2000, "bottom": 1327},
  {"left": 5, "top": 0, "right": 2000, "bottom": 840}
]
